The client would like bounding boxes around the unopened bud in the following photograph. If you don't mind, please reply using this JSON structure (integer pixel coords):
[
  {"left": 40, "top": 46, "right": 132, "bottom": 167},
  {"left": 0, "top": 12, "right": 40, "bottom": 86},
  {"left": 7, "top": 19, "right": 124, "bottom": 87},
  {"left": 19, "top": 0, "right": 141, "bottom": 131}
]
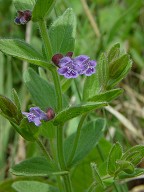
[{"left": 46, "top": 108, "right": 55, "bottom": 120}]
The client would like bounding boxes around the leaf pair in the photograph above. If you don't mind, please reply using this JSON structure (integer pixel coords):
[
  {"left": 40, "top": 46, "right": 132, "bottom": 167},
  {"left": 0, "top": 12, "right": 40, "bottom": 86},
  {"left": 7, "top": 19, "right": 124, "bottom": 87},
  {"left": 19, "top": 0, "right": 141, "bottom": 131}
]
[
  {"left": 83, "top": 43, "right": 132, "bottom": 100},
  {"left": 107, "top": 143, "right": 144, "bottom": 177}
]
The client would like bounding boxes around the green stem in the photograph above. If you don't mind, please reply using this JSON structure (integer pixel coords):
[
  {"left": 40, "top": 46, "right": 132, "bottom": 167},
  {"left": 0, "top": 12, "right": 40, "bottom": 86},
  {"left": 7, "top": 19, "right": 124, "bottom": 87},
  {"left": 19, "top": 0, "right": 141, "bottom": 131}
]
[
  {"left": 67, "top": 114, "right": 87, "bottom": 165},
  {"left": 38, "top": 20, "right": 62, "bottom": 112},
  {"left": 39, "top": 19, "right": 72, "bottom": 192},
  {"left": 38, "top": 20, "right": 53, "bottom": 60},
  {"left": 57, "top": 125, "right": 66, "bottom": 169},
  {"left": 35, "top": 137, "right": 52, "bottom": 161}
]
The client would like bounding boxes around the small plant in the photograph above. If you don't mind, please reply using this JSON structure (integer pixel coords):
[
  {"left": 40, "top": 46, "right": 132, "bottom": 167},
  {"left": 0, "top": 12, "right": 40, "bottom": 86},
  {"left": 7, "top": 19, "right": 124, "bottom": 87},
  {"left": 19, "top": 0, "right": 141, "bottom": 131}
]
[{"left": 0, "top": 1, "right": 144, "bottom": 192}]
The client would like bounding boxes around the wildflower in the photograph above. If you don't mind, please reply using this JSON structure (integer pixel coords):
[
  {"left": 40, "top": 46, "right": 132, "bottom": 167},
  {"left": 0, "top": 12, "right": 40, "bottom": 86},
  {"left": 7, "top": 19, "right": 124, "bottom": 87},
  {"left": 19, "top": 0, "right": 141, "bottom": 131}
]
[
  {"left": 14, "top": 10, "right": 32, "bottom": 25},
  {"left": 52, "top": 53, "right": 97, "bottom": 78},
  {"left": 74, "top": 55, "right": 97, "bottom": 76},
  {"left": 58, "top": 56, "right": 79, "bottom": 78},
  {"left": 22, "top": 107, "right": 48, "bottom": 126}
]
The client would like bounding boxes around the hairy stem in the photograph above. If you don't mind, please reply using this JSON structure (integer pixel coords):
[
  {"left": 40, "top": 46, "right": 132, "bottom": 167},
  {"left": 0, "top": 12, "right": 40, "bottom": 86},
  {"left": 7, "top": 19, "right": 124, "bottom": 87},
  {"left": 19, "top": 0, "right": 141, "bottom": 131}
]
[{"left": 38, "top": 19, "right": 73, "bottom": 192}]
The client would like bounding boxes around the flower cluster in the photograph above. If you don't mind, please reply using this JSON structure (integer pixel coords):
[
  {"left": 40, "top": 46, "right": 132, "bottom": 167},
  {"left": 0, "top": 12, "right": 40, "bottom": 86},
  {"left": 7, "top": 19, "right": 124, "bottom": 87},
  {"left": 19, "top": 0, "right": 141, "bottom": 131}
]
[
  {"left": 22, "top": 107, "right": 55, "bottom": 126},
  {"left": 14, "top": 10, "right": 32, "bottom": 25},
  {"left": 52, "top": 53, "right": 97, "bottom": 79}
]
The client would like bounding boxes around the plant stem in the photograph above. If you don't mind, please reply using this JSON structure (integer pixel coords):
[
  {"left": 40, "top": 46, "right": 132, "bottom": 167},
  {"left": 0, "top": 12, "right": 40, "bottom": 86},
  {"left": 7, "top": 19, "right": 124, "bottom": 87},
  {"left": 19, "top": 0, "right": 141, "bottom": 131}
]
[
  {"left": 67, "top": 114, "right": 87, "bottom": 165},
  {"left": 38, "top": 20, "right": 63, "bottom": 112},
  {"left": 35, "top": 137, "right": 52, "bottom": 161},
  {"left": 39, "top": 19, "right": 73, "bottom": 192},
  {"left": 57, "top": 125, "right": 66, "bottom": 169},
  {"left": 38, "top": 20, "right": 53, "bottom": 60}
]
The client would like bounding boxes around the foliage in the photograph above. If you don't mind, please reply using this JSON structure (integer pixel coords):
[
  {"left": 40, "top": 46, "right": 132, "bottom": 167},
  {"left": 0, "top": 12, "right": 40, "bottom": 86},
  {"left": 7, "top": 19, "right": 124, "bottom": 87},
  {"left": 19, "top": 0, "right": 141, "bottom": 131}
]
[{"left": 0, "top": 0, "right": 144, "bottom": 192}]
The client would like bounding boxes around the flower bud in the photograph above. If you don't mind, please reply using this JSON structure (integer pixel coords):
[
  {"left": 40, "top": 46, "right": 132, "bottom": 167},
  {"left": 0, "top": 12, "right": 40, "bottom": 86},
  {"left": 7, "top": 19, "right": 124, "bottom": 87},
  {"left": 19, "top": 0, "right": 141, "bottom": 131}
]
[
  {"left": 46, "top": 107, "right": 55, "bottom": 120},
  {"left": 14, "top": 10, "right": 32, "bottom": 25}
]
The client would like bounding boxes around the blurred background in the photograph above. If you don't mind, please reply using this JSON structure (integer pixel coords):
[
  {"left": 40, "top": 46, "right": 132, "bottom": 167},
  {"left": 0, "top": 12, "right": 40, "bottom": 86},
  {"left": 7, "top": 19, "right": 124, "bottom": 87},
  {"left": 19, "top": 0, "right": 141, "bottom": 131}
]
[{"left": 0, "top": 0, "right": 144, "bottom": 191}]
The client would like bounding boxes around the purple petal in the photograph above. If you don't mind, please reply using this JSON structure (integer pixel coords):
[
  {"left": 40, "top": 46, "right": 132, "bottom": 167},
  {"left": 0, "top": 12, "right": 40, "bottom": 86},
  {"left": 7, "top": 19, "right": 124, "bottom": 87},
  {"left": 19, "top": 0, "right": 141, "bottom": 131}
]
[
  {"left": 85, "top": 68, "right": 96, "bottom": 76},
  {"left": 59, "top": 57, "right": 73, "bottom": 67},
  {"left": 58, "top": 67, "right": 68, "bottom": 75},
  {"left": 14, "top": 17, "right": 21, "bottom": 24},
  {"left": 74, "top": 55, "right": 89, "bottom": 65},
  {"left": 33, "top": 117, "right": 41, "bottom": 126},
  {"left": 20, "top": 17, "right": 27, "bottom": 24},
  {"left": 65, "top": 70, "right": 78, "bottom": 78},
  {"left": 89, "top": 60, "right": 97, "bottom": 67}
]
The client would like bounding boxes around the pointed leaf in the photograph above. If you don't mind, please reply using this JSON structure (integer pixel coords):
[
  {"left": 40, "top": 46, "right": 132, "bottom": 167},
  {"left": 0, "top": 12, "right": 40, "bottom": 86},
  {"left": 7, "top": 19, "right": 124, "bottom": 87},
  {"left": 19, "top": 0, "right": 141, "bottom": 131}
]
[
  {"left": 10, "top": 157, "right": 58, "bottom": 176},
  {"left": 88, "top": 88, "right": 123, "bottom": 102},
  {"left": 32, "top": 0, "right": 56, "bottom": 21},
  {"left": 0, "top": 95, "right": 17, "bottom": 117},
  {"left": 116, "top": 160, "right": 134, "bottom": 174},
  {"left": 108, "top": 43, "right": 120, "bottom": 63},
  {"left": 64, "top": 118, "right": 106, "bottom": 166},
  {"left": 108, "top": 54, "right": 132, "bottom": 89},
  {"left": 107, "top": 142, "right": 123, "bottom": 175},
  {"left": 122, "top": 145, "right": 144, "bottom": 166},
  {"left": 11, "top": 118, "right": 37, "bottom": 142},
  {"left": 91, "top": 162, "right": 105, "bottom": 188},
  {"left": 11, "top": 89, "right": 23, "bottom": 120},
  {"left": 49, "top": 8, "right": 76, "bottom": 55},
  {"left": 0, "top": 39, "right": 50, "bottom": 69},
  {"left": 12, "top": 181, "right": 58, "bottom": 192},
  {"left": 53, "top": 102, "right": 107, "bottom": 125},
  {"left": 13, "top": 0, "right": 36, "bottom": 11},
  {"left": 97, "top": 53, "right": 109, "bottom": 92},
  {"left": 24, "top": 68, "right": 57, "bottom": 110},
  {"left": 83, "top": 73, "right": 100, "bottom": 100}
]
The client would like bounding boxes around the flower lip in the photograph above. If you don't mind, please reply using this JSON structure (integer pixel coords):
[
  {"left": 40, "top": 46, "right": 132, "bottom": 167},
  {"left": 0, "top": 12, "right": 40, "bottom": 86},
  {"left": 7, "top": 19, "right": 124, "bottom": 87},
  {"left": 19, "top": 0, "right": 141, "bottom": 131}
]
[{"left": 22, "top": 107, "right": 49, "bottom": 126}]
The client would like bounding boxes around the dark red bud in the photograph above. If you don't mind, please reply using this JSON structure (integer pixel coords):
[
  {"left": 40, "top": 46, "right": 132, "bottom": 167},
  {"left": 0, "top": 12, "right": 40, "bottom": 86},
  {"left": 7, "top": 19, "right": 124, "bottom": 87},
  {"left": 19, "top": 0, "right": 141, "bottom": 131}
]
[
  {"left": 46, "top": 108, "right": 55, "bottom": 120},
  {"left": 24, "top": 10, "right": 32, "bottom": 21},
  {"left": 66, "top": 52, "right": 73, "bottom": 57},
  {"left": 52, "top": 53, "right": 63, "bottom": 66}
]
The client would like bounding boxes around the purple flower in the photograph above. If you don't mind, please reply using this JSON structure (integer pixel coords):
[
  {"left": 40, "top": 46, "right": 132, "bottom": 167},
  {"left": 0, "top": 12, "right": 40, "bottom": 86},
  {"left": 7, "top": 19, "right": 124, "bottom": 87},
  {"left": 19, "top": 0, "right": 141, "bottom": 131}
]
[
  {"left": 14, "top": 10, "right": 32, "bottom": 25},
  {"left": 22, "top": 107, "right": 48, "bottom": 126},
  {"left": 58, "top": 56, "right": 79, "bottom": 78},
  {"left": 52, "top": 53, "right": 97, "bottom": 78},
  {"left": 74, "top": 55, "right": 97, "bottom": 76}
]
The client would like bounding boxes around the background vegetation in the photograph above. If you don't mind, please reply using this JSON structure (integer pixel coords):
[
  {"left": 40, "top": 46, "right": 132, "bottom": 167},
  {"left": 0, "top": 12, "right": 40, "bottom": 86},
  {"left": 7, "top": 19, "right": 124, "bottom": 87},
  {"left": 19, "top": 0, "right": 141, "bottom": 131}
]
[{"left": 0, "top": 0, "right": 144, "bottom": 191}]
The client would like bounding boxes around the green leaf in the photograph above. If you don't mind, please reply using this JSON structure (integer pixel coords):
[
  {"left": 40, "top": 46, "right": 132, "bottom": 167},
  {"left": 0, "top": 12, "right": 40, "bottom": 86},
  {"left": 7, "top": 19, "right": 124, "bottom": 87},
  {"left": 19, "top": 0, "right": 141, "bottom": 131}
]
[
  {"left": 118, "top": 168, "right": 144, "bottom": 179},
  {"left": 83, "top": 73, "right": 100, "bottom": 100},
  {"left": 10, "top": 118, "right": 38, "bottom": 142},
  {"left": 122, "top": 145, "right": 144, "bottom": 166},
  {"left": 49, "top": 8, "right": 76, "bottom": 55},
  {"left": 108, "top": 54, "right": 132, "bottom": 89},
  {"left": 0, "top": 39, "right": 50, "bottom": 69},
  {"left": 97, "top": 53, "right": 109, "bottom": 92},
  {"left": 13, "top": 0, "right": 36, "bottom": 11},
  {"left": 91, "top": 162, "right": 105, "bottom": 188},
  {"left": 19, "top": 118, "right": 38, "bottom": 141},
  {"left": 0, "top": 95, "right": 17, "bottom": 117},
  {"left": 88, "top": 88, "right": 123, "bottom": 102},
  {"left": 53, "top": 102, "right": 107, "bottom": 125},
  {"left": 107, "top": 142, "right": 123, "bottom": 175},
  {"left": 108, "top": 43, "right": 120, "bottom": 63},
  {"left": 12, "top": 181, "right": 58, "bottom": 192},
  {"left": 40, "top": 121, "right": 56, "bottom": 138},
  {"left": 116, "top": 160, "right": 134, "bottom": 174},
  {"left": 64, "top": 118, "right": 106, "bottom": 166},
  {"left": 11, "top": 89, "right": 23, "bottom": 120},
  {"left": 24, "top": 68, "right": 57, "bottom": 110},
  {"left": 32, "top": 0, "right": 56, "bottom": 21},
  {"left": 10, "top": 157, "right": 58, "bottom": 176}
]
